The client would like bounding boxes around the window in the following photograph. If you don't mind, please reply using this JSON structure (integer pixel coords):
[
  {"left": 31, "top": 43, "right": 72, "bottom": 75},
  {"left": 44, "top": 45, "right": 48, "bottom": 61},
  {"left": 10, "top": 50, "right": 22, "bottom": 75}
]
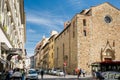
[
  {"left": 73, "top": 31, "right": 75, "bottom": 38},
  {"left": 52, "top": 53, "right": 53, "bottom": 58},
  {"left": 84, "top": 30, "right": 87, "bottom": 36},
  {"left": 73, "top": 21, "right": 76, "bottom": 27},
  {"left": 113, "top": 40, "right": 115, "bottom": 47},
  {"left": 83, "top": 19, "right": 86, "bottom": 26},
  {"left": 73, "top": 21, "right": 75, "bottom": 38},
  {"left": 104, "top": 15, "right": 112, "bottom": 23},
  {"left": 63, "top": 43, "right": 64, "bottom": 60}
]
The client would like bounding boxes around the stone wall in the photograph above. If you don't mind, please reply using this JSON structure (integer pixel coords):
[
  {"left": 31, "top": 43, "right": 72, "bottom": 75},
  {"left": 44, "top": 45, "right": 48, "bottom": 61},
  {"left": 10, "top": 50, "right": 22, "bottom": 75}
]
[{"left": 54, "top": 3, "right": 120, "bottom": 74}]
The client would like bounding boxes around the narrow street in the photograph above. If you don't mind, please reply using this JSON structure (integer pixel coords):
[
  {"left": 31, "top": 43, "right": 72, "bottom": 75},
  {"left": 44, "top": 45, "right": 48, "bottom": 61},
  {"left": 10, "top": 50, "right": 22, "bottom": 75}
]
[{"left": 0, "top": 1, "right": 120, "bottom": 80}]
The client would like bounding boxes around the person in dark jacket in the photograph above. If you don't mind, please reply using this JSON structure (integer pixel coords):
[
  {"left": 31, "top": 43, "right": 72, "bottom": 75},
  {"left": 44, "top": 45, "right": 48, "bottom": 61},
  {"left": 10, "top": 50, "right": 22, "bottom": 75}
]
[
  {"left": 41, "top": 69, "right": 44, "bottom": 80},
  {"left": 5, "top": 70, "right": 10, "bottom": 80},
  {"left": 78, "top": 68, "right": 82, "bottom": 78},
  {"left": 95, "top": 71, "right": 104, "bottom": 80}
]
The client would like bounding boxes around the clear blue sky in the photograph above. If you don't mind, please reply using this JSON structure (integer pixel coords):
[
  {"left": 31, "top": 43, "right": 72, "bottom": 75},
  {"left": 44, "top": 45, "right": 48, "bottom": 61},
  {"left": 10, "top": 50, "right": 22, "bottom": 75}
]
[{"left": 24, "top": 0, "right": 120, "bottom": 57}]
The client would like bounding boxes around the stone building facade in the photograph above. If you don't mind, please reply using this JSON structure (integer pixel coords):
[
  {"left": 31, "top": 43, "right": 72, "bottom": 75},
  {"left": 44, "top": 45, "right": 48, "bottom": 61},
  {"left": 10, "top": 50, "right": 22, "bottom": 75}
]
[{"left": 54, "top": 2, "right": 120, "bottom": 74}]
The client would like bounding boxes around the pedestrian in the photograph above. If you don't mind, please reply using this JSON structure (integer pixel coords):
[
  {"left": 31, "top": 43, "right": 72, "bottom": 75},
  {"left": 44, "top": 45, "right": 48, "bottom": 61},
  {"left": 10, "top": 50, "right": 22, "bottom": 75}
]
[
  {"left": 75, "top": 68, "right": 78, "bottom": 75},
  {"left": 5, "top": 69, "right": 10, "bottom": 80},
  {"left": 63, "top": 67, "right": 66, "bottom": 77},
  {"left": 63, "top": 70, "right": 66, "bottom": 77},
  {"left": 95, "top": 71, "right": 104, "bottom": 80},
  {"left": 78, "top": 68, "right": 82, "bottom": 78},
  {"left": 40, "top": 69, "right": 44, "bottom": 80},
  {"left": 82, "top": 69, "right": 86, "bottom": 77},
  {"left": 11, "top": 68, "right": 22, "bottom": 80},
  {"left": 1, "top": 70, "right": 6, "bottom": 80},
  {"left": 9, "top": 68, "right": 13, "bottom": 79},
  {"left": 21, "top": 69, "right": 25, "bottom": 80}
]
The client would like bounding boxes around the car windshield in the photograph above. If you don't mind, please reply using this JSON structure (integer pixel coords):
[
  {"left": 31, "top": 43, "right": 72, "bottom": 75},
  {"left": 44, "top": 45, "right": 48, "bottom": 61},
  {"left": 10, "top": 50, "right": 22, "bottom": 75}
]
[
  {"left": 29, "top": 70, "right": 37, "bottom": 74},
  {"left": 60, "top": 71, "right": 63, "bottom": 72}
]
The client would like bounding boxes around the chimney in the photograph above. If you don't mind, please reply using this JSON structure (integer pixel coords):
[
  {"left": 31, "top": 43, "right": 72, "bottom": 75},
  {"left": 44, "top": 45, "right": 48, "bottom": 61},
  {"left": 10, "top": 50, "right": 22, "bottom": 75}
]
[{"left": 64, "top": 21, "right": 71, "bottom": 28}]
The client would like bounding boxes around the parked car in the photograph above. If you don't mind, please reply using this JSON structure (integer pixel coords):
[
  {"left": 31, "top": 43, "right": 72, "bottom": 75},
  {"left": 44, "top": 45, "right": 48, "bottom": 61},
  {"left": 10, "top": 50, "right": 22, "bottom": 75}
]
[
  {"left": 48, "top": 69, "right": 52, "bottom": 75},
  {"left": 56, "top": 70, "right": 64, "bottom": 76},
  {"left": 51, "top": 69, "right": 57, "bottom": 75},
  {"left": 26, "top": 69, "right": 38, "bottom": 80}
]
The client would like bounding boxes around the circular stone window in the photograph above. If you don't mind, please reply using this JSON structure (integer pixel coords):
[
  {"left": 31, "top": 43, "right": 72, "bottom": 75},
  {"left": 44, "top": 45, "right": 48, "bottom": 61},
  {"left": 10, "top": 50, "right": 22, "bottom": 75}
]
[{"left": 104, "top": 15, "right": 112, "bottom": 23}]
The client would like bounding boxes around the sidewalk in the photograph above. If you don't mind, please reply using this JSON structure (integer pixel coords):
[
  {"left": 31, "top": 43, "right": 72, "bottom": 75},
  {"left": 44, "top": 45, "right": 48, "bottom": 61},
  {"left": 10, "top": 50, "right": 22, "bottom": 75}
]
[
  {"left": 62, "top": 74, "right": 92, "bottom": 78},
  {"left": 38, "top": 74, "right": 92, "bottom": 79}
]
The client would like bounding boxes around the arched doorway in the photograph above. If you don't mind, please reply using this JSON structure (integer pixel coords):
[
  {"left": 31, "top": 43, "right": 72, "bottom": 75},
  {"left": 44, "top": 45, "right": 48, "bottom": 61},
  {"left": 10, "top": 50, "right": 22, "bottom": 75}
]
[
  {"left": 103, "top": 48, "right": 115, "bottom": 61},
  {"left": 101, "top": 41, "right": 115, "bottom": 61}
]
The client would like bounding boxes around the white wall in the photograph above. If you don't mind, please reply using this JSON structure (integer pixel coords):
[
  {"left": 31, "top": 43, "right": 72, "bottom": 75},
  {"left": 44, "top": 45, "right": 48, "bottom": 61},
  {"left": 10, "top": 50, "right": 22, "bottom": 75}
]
[{"left": 0, "top": 28, "right": 12, "bottom": 48}]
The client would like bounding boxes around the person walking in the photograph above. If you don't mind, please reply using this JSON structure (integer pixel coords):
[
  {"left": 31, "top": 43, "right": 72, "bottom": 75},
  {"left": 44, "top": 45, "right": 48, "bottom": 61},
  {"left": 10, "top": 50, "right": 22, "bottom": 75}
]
[
  {"left": 78, "top": 68, "right": 82, "bottom": 78},
  {"left": 63, "top": 67, "right": 66, "bottom": 77},
  {"left": 9, "top": 69, "right": 13, "bottom": 79},
  {"left": 40, "top": 69, "right": 44, "bottom": 80},
  {"left": 1, "top": 70, "right": 6, "bottom": 80},
  {"left": 82, "top": 69, "right": 86, "bottom": 77},
  {"left": 5, "top": 69, "right": 10, "bottom": 80},
  {"left": 21, "top": 69, "right": 25, "bottom": 80},
  {"left": 11, "top": 68, "right": 22, "bottom": 80}
]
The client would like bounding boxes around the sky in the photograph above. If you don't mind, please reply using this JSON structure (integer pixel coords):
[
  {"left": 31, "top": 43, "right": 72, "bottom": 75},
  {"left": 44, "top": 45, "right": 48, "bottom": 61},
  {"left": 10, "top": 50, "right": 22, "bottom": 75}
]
[{"left": 24, "top": 0, "right": 120, "bottom": 57}]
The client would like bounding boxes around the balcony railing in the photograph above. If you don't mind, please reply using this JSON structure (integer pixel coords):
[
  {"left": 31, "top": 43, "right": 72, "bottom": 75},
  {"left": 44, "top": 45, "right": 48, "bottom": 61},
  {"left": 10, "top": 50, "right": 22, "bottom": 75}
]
[
  {"left": 7, "top": 0, "right": 17, "bottom": 26},
  {"left": 0, "top": 14, "right": 1, "bottom": 26}
]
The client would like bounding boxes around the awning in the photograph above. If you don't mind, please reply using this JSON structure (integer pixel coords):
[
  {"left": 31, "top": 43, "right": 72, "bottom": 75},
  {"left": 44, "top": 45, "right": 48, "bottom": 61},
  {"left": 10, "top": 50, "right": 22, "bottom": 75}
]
[
  {"left": 7, "top": 53, "right": 22, "bottom": 61},
  {"left": 7, "top": 48, "right": 23, "bottom": 61},
  {"left": 1, "top": 42, "right": 9, "bottom": 50}
]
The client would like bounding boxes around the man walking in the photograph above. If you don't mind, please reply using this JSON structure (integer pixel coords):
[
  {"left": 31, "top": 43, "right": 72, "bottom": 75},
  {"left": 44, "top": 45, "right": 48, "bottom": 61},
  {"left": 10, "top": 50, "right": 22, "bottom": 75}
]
[
  {"left": 40, "top": 69, "right": 44, "bottom": 80},
  {"left": 78, "top": 68, "right": 82, "bottom": 78}
]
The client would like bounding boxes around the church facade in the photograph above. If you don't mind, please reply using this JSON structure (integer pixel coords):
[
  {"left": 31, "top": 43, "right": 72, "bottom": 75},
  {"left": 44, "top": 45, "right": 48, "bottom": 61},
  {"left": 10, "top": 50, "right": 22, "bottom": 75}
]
[{"left": 54, "top": 2, "right": 120, "bottom": 74}]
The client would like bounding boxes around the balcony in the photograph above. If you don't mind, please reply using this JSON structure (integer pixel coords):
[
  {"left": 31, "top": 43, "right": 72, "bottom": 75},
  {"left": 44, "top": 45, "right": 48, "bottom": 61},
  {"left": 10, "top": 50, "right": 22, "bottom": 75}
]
[
  {"left": 7, "top": 0, "right": 17, "bottom": 26},
  {"left": 0, "top": 14, "right": 1, "bottom": 26}
]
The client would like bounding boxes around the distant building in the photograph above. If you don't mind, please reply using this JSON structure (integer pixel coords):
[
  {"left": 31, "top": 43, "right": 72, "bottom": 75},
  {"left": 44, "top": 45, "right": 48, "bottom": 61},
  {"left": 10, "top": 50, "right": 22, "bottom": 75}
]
[
  {"left": 48, "top": 31, "right": 58, "bottom": 69},
  {"left": 25, "top": 57, "right": 30, "bottom": 69},
  {"left": 34, "top": 31, "right": 58, "bottom": 70},
  {"left": 34, "top": 36, "right": 49, "bottom": 69},
  {"left": 30, "top": 56, "right": 34, "bottom": 68},
  {"left": 54, "top": 2, "right": 120, "bottom": 74}
]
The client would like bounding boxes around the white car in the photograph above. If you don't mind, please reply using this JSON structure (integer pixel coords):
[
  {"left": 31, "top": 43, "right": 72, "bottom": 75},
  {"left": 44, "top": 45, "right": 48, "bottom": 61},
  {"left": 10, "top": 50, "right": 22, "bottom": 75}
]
[
  {"left": 26, "top": 69, "right": 38, "bottom": 80},
  {"left": 56, "top": 70, "right": 65, "bottom": 76},
  {"left": 51, "top": 69, "right": 57, "bottom": 75}
]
